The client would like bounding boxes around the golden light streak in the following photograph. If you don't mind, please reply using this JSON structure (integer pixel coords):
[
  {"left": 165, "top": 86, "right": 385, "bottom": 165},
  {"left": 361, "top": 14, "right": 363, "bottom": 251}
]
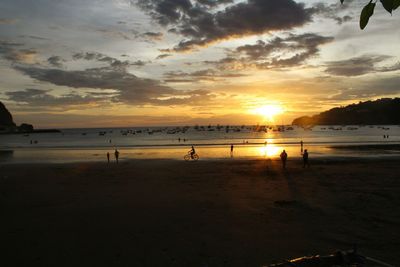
[{"left": 252, "top": 104, "right": 284, "bottom": 122}]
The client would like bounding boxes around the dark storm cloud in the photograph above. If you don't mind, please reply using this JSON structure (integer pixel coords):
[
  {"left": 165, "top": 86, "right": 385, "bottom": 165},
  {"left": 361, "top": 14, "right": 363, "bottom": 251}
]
[
  {"left": 12, "top": 65, "right": 215, "bottom": 106},
  {"left": 237, "top": 33, "right": 333, "bottom": 60},
  {"left": 163, "top": 68, "right": 246, "bottom": 82},
  {"left": 205, "top": 33, "right": 334, "bottom": 70},
  {"left": 18, "top": 35, "right": 50, "bottom": 41},
  {"left": 324, "top": 55, "right": 400, "bottom": 76},
  {"left": 135, "top": 0, "right": 313, "bottom": 52},
  {"left": 333, "top": 15, "right": 352, "bottom": 25},
  {"left": 47, "top": 56, "right": 64, "bottom": 68},
  {"left": 142, "top": 31, "right": 164, "bottom": 40},
  {"left": 156, "top": 53, "right": 172, "bottom": 59},
  {"left": 196, "top": 0, "right": 234, "bottom": 7},
  {"left": 5, "top": 88, "right": 108, "bottom": 107},
  {"left": 72, "top": 52, "right": 147, "bottom": 68}
]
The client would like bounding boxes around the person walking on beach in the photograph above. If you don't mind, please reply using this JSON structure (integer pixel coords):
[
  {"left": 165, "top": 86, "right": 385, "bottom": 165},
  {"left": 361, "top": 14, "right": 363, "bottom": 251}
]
[
  {"left": 303, "top": 149, "right": 310, "bottom": 168},
  {"left": 114, "top": 149, "right": 120, "bottom": 164},
  {"left": 107, "top": 152, "right": 110, "bottom": 163},
  {"left": 300, "top": 140, "right": 304, "bottom": 154},
  {"left": 280, "top": 150, "right": 288, "bottom": 169},
  {"left": 230, "top": 144, "right": 234, "bottom": 157}
]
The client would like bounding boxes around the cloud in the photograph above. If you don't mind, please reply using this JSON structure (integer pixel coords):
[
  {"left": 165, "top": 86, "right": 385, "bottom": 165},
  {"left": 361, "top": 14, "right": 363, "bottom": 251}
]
[
  {"left": 72, "top": 51, "right": 147, "bottom": 68},
  {"left": 12, "top": 65, "right": 216, "bottom": 106},
  {"left": 196, "top": 0, "right": 234, "bottom": 8},
  {"left": 324, "top": 55, "right": 400, "bottom": 76},
  {"left": 0, "top": 18, "right": 18, "bottom": 25},
  {"left": 205, "top": 33, "right": 334, "bottom": 70},
  {"left": 156, "top": 53, "right": 172, "bottom": 59},
  {"left": 5, "top": 49, "right": 38, "bottom": 64},
  {"left": 323, "top": 75, "right": 400, "bottom": 101},
  {"left": 142, "top": 31, "right": 164, "bottom": 40},
  {"left": 47, "top": 56, "right": 65, "bottom": 68},
  {"left": 135, "top": 0, "right": 313, "bottom": 52},
  {"left": 96, "top": 28, "right": 133, "bottom": 40},
  {"left": 5, "top": 88, "right": 108, "bottom": 108},
  {"left": 0, "top": 41, "right": 43, "bottom": 65},
  {"left": 163, "top": 68, "right": 247, "bottom": 82},
  {"left": 311, "top": 2, "right": 354, "bottom": 25},
  {"left": 18, "top": 35, "right": 50, "bottom": 41},
  {"left": 0, "top": 40, "right": 37, "bottom": 63}
]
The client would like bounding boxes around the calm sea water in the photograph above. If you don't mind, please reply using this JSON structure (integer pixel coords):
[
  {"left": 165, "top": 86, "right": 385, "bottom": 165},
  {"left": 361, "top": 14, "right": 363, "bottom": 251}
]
[{"left": 1, "top": 125, "right": 400, "bottom": 163}]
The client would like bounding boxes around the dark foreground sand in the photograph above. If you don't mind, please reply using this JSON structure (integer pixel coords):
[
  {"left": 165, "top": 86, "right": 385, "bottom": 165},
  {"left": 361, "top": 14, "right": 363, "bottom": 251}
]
[{"left": 1, "top": 159, "right": 399, "bottom": 267}]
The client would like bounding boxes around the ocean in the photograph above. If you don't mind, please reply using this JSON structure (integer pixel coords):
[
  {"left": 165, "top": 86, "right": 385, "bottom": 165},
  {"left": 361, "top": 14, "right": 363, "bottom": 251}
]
[{"left": 1, "top": 125, "right": 399, "bottom": 163}]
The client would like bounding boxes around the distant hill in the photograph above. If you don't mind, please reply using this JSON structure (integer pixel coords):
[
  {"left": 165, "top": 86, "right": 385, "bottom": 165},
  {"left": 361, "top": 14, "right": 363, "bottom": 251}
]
[{"left": 292, "top": 98, "right": 400, "bottom": 126}]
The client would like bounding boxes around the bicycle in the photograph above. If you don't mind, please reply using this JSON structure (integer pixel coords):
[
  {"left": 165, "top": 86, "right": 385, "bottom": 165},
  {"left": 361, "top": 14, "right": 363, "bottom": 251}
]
[{"left": 184, "top": 152, "right": 199, "bottom": 161}]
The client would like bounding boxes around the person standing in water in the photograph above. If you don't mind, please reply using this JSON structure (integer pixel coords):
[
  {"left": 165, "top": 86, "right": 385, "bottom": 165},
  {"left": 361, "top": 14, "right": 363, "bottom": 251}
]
[
  {"left": 107, "top": 152, "right": 110, "bottom": 163},
  {"left": 303, "top": 149, "right": 309, "bottom": 168},
  {"left": 114, "top": 149, "right": 120, "bottom": 164},
  {"left": 300, "top": 140, "right": 304, "bottom": 154},
  {"left": 280, "top": 150, "right": 288, "bottom": 169},
  {"left": 230, "top": 144, "right": 234, "bottom": 157}
]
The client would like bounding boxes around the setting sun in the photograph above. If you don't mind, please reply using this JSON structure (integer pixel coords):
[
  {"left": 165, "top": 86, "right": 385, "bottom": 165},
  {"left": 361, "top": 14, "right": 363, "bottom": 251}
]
[{"left": 253, "top": 105, "right": 284, "bottom": 122}]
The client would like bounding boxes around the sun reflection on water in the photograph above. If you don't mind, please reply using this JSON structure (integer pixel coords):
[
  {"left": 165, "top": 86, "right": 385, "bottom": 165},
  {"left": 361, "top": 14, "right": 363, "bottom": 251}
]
[{"left": 256, "top": 142, "right": 282, "bottom": 157}]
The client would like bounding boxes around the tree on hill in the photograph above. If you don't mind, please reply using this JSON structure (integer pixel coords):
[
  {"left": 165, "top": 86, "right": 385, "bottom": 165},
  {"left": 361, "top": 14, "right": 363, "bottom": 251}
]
[{"left": 292, "top": 98, "right": 400, "bottom": 126}]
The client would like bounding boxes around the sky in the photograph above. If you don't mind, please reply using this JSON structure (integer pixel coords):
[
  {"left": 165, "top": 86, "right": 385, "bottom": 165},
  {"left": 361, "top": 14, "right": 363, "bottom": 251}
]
[{"left": 0, "top": 0, "right": 399, "bottom": 128}]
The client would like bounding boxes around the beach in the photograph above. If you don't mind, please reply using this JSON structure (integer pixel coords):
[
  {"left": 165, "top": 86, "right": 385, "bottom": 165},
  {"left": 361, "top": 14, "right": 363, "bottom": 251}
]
[{"left": 1, "top": 158, "right": 399, "bottom": 266}]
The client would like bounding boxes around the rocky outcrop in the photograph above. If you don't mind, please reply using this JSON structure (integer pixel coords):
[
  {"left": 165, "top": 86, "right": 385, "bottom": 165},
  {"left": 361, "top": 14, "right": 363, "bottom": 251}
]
[
  {"left": 0, "top": 101, "right": 16, "bottom": 127},
  {"left": 0, "top": 101, "right": 60, "bottom": 134}
]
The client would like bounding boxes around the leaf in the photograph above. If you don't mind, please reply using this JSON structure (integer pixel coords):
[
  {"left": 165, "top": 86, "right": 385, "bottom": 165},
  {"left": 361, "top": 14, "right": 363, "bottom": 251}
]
[
  {"left": 393, "top": 0, "right": 400, "bottom": 9},
  {"left": 360, "top": 1, "right": 376, "bottom": 30},
  {"left": 380, "top": 0, "right": 394, "bottom": 13}
]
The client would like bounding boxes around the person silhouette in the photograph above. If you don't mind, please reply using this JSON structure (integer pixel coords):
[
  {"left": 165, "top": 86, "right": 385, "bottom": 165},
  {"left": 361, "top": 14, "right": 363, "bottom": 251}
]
[
  {"left": 114, "top": 149, "right": 120, "bottom": 164},
  {"left": 300, "top": 140, "right": 304, "bottom": 154},
  {"left": 303, "top": 149, "right": 309, "bottom": 168},
  {"left": 280, "top": 150, "right": 288, "bottom": 169},
  {"left": 107, "top": 152, "right": 110, "bottom": 163},
  {"left": 190, "top": 146, "right": 195, "bottom": 159},
  {"left": 230, "top": 144, "right": 234, "bottom": 157}
]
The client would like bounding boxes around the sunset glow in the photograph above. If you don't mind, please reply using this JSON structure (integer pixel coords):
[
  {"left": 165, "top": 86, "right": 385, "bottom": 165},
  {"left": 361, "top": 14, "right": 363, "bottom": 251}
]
[
  {"left": 0, "top": 0, "right": 399, "bottom": 128},
  {"left": 252, "top": 105, "right": 284, "bottom": 122},
  {"left": 257, "top": 143, "right": 282, "bottom": 157}
]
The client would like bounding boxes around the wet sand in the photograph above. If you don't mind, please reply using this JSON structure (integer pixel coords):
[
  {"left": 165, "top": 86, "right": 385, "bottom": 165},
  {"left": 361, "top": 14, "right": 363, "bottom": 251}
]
[{"left": 1, "top": 158, "right": 399, "bottom": 266}]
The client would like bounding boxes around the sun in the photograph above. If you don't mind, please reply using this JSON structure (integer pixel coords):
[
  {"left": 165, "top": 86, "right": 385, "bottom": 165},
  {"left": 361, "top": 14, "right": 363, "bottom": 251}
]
[{"left": 253, "top": 104, "right": 284, "bottom": 122}]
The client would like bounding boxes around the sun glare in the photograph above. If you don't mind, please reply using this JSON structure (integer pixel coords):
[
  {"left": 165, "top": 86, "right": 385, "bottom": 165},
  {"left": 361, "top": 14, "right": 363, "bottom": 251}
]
[
  {"left": 253, "top": 104, "right": 284, "bottom": 122},
  {"left": 258, "top": 143, "right": 282, "bottom": 157}
]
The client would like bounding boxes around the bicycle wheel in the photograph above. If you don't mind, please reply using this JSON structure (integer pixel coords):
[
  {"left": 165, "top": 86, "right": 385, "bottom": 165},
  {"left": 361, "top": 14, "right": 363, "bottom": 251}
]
[
  {"left": 184, "top": 154, "right": 190, "bottom": 161},
  {"left": 193, "top": 154, "right": 199, "bottom": 161}
]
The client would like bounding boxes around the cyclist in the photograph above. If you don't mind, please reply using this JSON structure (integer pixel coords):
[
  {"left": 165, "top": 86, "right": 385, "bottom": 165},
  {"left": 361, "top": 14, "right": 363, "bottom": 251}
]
[{"left": 189, "top": 146, "right": 196, "bottom": 159}]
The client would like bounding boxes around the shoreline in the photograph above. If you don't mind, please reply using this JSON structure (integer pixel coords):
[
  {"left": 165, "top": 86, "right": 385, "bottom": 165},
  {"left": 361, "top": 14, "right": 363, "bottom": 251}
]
[
  {"left": 1, "top": 142, "right": 400, "bottom": 165},
  {"left": 2, "top": 140, "right": 400, "bottom": 150},
  {"left": 2, "top": 154, "right": 400, "bottom": 165}
]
